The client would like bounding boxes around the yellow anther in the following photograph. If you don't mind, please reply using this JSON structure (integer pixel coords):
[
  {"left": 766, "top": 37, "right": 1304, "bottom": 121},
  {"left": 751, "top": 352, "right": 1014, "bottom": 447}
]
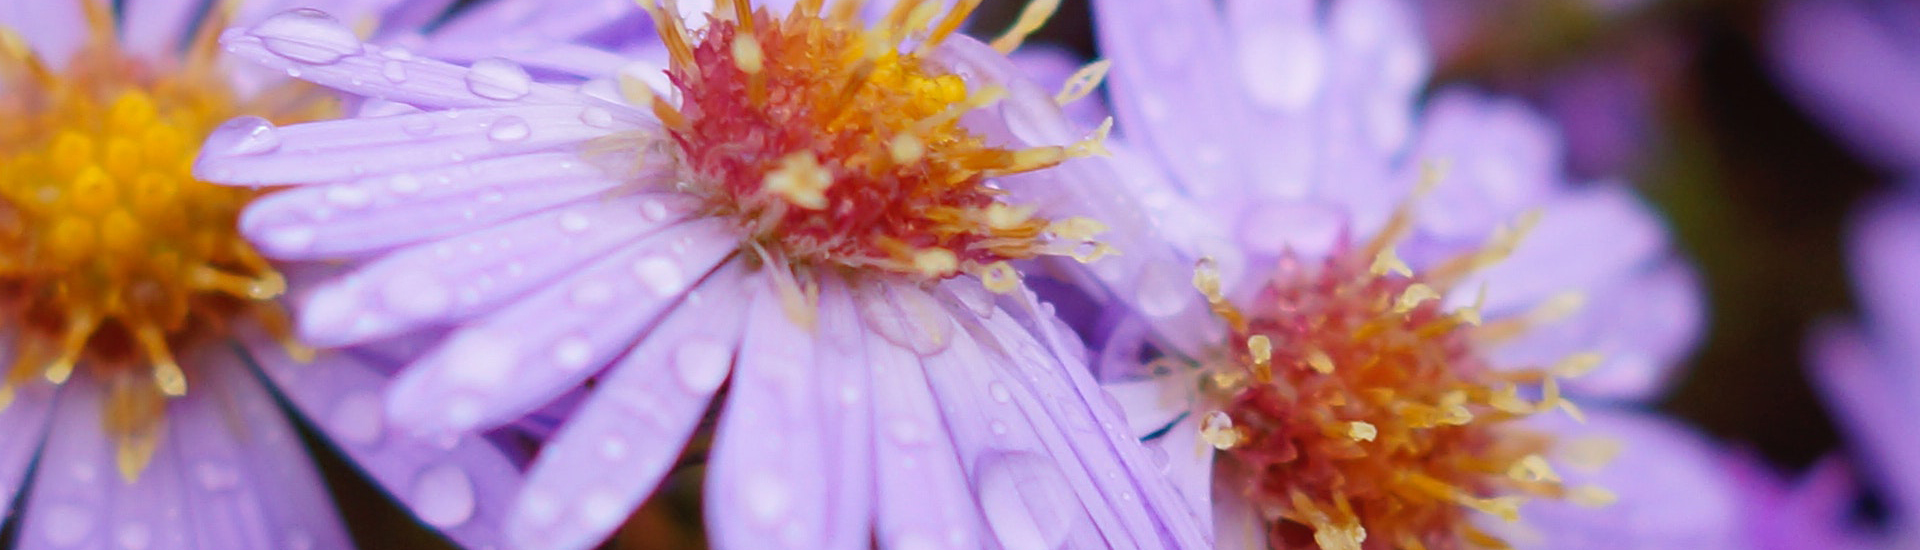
[
  {"left": 1347, "top": 421, "right": 1377, "bottom": 442},
  {"left": 984, "top": 203, "right": 1036, "bottom": 230},
  {"left": 116, "top": 429, "right": 162, "bottom": 483},
  {"left": 1192, "top": 259, "right": 1224, "bottom": 300},
  {"left": 912, "top": 248, "right": 958, "bottom": 276},
  {"left": 1563, "top": 436, "right": 1623, "bottom": 472},
  {"left": 1312, "top": 523, "right": 1367, "bottom": 550},
  {"left": 989, "top": 0, "right": 1059, "bottom": 52},
  {"left": 1199, "top": 410, "right": 1242, "bottom": 450},
  {"left": 980, "top": 261, "right": 1020, "bottom": 293},
  {"left": 1370, "top": 246, "right": 1412, "bottom": 277},
  {"left": 889, "top": 134, "right": 925, "bottom": 163},
  {"left": 1055, "top": 59, "right": 1111, "bottom": 106},
  {"left": 1246, "top": 335, "right": 1272, "bottom": 365},
  {"left": 1467, "top": 496, "right": 1525, "bottom": 522},
  {"left": 1551, "top": 352, "right": 1605, "bottom": 378},
  {"left": 730, "top": 34, "right": 764, "bottom": 74},
  {"left": 1570, "top": 485, "right": 1617, "bottom": 507},
  {"left": 1048, "top": 216, "right": 1107, "bottom": 242},
  {"left": 762, "top": 152, "right": 833, "bottom": 209},
  {"left": 1306, "top": 349, "right": 1336, "bottom": 374},
  {"left": 1393, "top": 283, "right": 1440, "bottom": 313},
  {"left": 1507, "top": 454, "right": 1560, "bottom": 483}
]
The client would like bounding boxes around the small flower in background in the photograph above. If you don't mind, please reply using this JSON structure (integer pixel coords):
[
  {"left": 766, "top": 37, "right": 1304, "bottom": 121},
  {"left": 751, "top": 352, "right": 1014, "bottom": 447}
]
[
  {"left": 0, "top": 0, "right": 623, "bottom": 548},
  {"left": 1804, "top": 190, "right": 1920, "bottom": 550},
  {"left": 1082, "top": 0, "right": 1746, "bottom": 548},
  {"left": 1769, "top": 0, "right": 1920, "bottom": 175},
  {"left": 196, "top": 1, "right": 1211, "bottom": 549}
]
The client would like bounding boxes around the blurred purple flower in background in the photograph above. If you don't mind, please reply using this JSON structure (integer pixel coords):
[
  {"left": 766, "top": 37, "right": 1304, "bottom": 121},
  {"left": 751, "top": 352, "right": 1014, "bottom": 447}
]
[
  {"left": 1079, "top": 0, "right": 1746, "bottom": 548},
  {"left": 1770, "top": 0, "right": 1920, "bottom": 174},
  {"left": 0, "top": 0, "right": 598, "bottom": 548},
  {"left": 1803, "top": 191, "right": 1920, "bottom": 550},
  {"left": 195, "top": 1, "right": 1214, "bottom": 549}
]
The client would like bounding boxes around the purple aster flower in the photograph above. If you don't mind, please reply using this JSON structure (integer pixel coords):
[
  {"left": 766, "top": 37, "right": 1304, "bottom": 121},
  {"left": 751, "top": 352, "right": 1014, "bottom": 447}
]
[
  {"left": 0, "top": 1, "right": 626, "bottom": 548},
  {"left": 1770, "top": 0, "right": 1920, "bottom": 173},
  {"left": 1807, "top": 188, "right": 1920, "bottom": 549},
  {"left": 194, "top": 1, "right": 1211, "bottom": 549},
  {"left": 1081, "top": 0, "right": 1746, "bottom": 548}
]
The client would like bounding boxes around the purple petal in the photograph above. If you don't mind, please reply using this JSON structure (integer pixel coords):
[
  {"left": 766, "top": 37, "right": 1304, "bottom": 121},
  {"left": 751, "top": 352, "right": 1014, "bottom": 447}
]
[
  {"left": 1089, "top": 0, "right": 1256, "bottom": 201},
  {"left": 508, "top": 263, "right": 755, "bottom": 550},
  {"left": 704, "top": 273, "right": 835, "bottom": 550},
  {"left": 0, "top": 376, "right": 56, "bottom": 527},
  {"left": 1502, "top": 408, "right": 1751, "bottom": 550},
  {"left": 384, "top": 218, "right": 739, "bottom": 435},
  {"left": 1848, "top": 194, "right": 1920, "bottom": 372},
  {"left": 1460, "top": 184, "right": 1667, "bottom": 316},
  {"left": 293, "top": 193, "right": 696, "bottom": 345},
  {"left": 1491, "top": 258, "right": 1703, "bottom": 401},
  {"left": 245, "top": 329, "right": 524, "bottom": 549},
  {"left": 1807, "top": 321, "right": 1920, "bottom": 521},
  {"left": 218, "top": 17, "right": 593, "bottom": 109},
  {"left": 809, "top": 279, "right": 878, "bottom": 549},
  {"left": 196, "top": 104, "right": 639, "bottom": 185},
  {"left": 121, "top": 0, "right": 206, "bottom": 54},
  {"left": 864, "top": 306, "right": 990, "bottom": 550},
  {"left": 241, "top": 153, "right": 641, "bottom": 261},
  {"left": 0, "top": 1, "right": 85, "bottom": 70},
  {"left": 1769, "top": 0, "right": 1920, "bottom": 171},
  {"left": 1405, "top": 89, "right": 1564, "bottom": 241}
]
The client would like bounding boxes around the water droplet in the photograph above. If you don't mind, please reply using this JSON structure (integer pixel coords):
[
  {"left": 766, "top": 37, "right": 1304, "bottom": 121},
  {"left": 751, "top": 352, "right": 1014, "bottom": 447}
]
[
  {"left": 40, "top": 504, "right": 93, "bottom": 547},
  {"left": 579, "top": 106, "right": 615, "bottom": 128},
  {"left": 580, "top": 491, "right": 628, "bottom": 529},
  {"left": 329, "top": 391, "right": 385, "bottom": 445},
  {"left": 631, "top": 256, "right": 686, "bottom": 295},
  {"left": 975, "top": 452, "right": 1076, "bottom": 550},
  {"left": 1146, "top": 441, "right": 1172, "bottom": 473},
  {"left": 1133, "top": 261, "right": 1193, "bottom": 318},
  {"left": 857, "top": 285, "right": 955, "bottom": 355},
  {"left": 413, "top": 464, "right": 477, "bottom": 528},
  {"left": 204, "top": 116, "right": 280, "bottom": 156},
  {"left": 570, "top": 281, "right": 614, "bottom": 307},
  {"left": 553, "top": 336, "right": 593, "bottom": 369},
  {"left": 381, "top": 60, "right": 408, "bottom": 82},
  {"left": 115, "top": 522, "right": 150, "bottom": 550},
  {"left": 381, "top": 271, "right": 450, "bottom": 318},
  {"left": 673, "top": 338, "right": 732, "bottom": 393},
  {"left": 598, "top": 436, "right": 629, "bottom": 461},
  {"left": 252, "top": 9, "right": 361, "bottom": 65},
  {"left": 739, "top": 470, "right": 793, "bottom": 526},
  {"left": 381, "top": 46, "right": 414, "bottom": 60},
  {"left": 559, "top": 211, "right": 591, "bottom": 233},
  {"left": 640, "top": 199, "right": 670, "bottom": 221},
  {"left": 195, "top": 461, "right": 241, "bottom": 491},
  {"left": 989, "top": 381, "right": 1012, "bottom": 403},
  {"left": 465, "top": 58, "right": 533, "bottom": 100},
  {"left": 888, "top": 418, "right": 926, "bottom": 447},
  {"left": 260, "top": 225, "right": 317, "bottom": 254},
  {"left": 488, "top": 115, "right": 531, "bottom": 142},
  {"left": 400, "top": 116, "right": 437, "bottom": 136},
  {"left": 990, "top": 420, "right": 1009, "bottom": 435},
  {"left": 443, "top": 336, "right": 518, "bottom": 387},
  {"left": 388, "top": 173, "right": 422, "bottom": 194},
  {"left": 324, "top": 185, "right": 372, "bottom": 209}
]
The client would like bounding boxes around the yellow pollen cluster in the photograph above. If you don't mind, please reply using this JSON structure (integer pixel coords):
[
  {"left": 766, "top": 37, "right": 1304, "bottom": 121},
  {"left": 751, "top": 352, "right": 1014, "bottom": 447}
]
[
  {"left": 0, "top": 1, "right": 325, "bottom": 480},
  {"left": 1191, "top": 177, "right": 1614, "bottom": 550},
  {"left": 634, "top": 0, "right": 1113, "bottom": 291}
]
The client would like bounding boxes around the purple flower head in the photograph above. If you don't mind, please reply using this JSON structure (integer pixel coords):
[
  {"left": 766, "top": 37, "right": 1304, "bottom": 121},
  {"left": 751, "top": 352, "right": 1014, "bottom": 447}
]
[
  {"left": 1770, "top": 0, "right": 1920, "bottom": 173},
  {"left": 1085, "top": 0, "right": 1741, "bottom": 548},
  {"left": 194, "top": 1, "right": 1212, "bottom": 549},
  {"left": 1807, "top": 188, "right": 1920, "bottom": 548},
  {"left": 0, "top": 1, "right": 619, "bottom": 548}
]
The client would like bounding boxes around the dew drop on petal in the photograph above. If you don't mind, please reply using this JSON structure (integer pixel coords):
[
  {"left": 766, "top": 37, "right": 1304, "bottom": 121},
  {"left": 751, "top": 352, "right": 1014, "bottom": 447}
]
[
  {"left": 381, "top": 60, "right": 408, "bottom": 83},
  {"left": 329, "top": 390, "right": 385, "bottom": 445},
  {"left": 40, "top": 503, "right": 94, "bottom": 547},
  {"left": 580, "top": 490, "right": 628, "bottom": 530},
  {"left": 195, "top": 461, "right": 241, "bottom": 491},
  {"left": 487, "top": 115, "right": 531, "bottom": 142},
  {"left": 558, "top": 211, "right": 590, "bottom": 233},
  {"left": 739, "top": 470, "right": 793, "bottom": 526},
  {"left": 115, "top": 522, "right": 150, "bottom": 550},
  {"left": 252, "top": 9, "right": 361, "bottom": 65},
  {"left": 413, "top": 464, "right": 477, "bottom": 528},
  {"left": 401, "top": 116, "right": 437, "bottom": 136},
  {"left": 466, "top": 58, "right": 533, "bottom": 101},
  {"left": 324, "top": 185, "right": 372, "bottom": 209},
  {"left": 553, "top": 336, "right": 593, "bottom": 369},
  {"left": 381, "top": 271, "right": 451, "bottom": 318},
  {"left": 975, "top": 452, "right": 1075, "bottom": 550},
  {"left": 673, "top": 338, "right": 732, "bottom": 393},
  {"left": 988, "top": 381, "right": 1012, "bottom": 403},
  {"left": 204, "top": 116, "right": 281, "bottom": 157},
  {"left": 260, "top": 226, "right": 317, "bottom": 254},
  {"left": 1133, "top": 261, "right": 1193, "bottom": 319},
  {"left": 579, "top": 106, "right": 615, "bottom": 128},
  {"left": 631, "top": 256, "right": 686, "bottom": 296}
]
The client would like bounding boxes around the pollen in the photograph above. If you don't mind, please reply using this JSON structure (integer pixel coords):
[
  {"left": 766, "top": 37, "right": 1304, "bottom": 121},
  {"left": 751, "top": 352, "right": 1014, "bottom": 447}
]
[
  {"left": 638, "top": 0, "right": 1107, "bottom": 287},
  {"left": 1194, "top": 194, "right": 1599, "bottom": 549},
  {"left": 0, "top": 1, "right": 326, "bottom": 480}
]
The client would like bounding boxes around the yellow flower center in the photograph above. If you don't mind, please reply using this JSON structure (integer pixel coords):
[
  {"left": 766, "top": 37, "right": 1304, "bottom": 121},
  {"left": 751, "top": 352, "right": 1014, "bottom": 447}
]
[
  {"left": 633, "top": 0, "right": 1109, "bottom": 289},
  {"left": 0, "top": 1, "right": 326, "bottom": 479},
  {"left": 1190, "top": 183, "right": 1611, "bottom": 550}
]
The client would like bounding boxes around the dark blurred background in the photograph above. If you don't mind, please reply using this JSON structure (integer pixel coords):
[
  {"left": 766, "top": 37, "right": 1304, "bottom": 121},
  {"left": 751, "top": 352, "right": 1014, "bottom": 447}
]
[{"left": 314, "top": 0, "right": 1877, "bottom": 548}]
